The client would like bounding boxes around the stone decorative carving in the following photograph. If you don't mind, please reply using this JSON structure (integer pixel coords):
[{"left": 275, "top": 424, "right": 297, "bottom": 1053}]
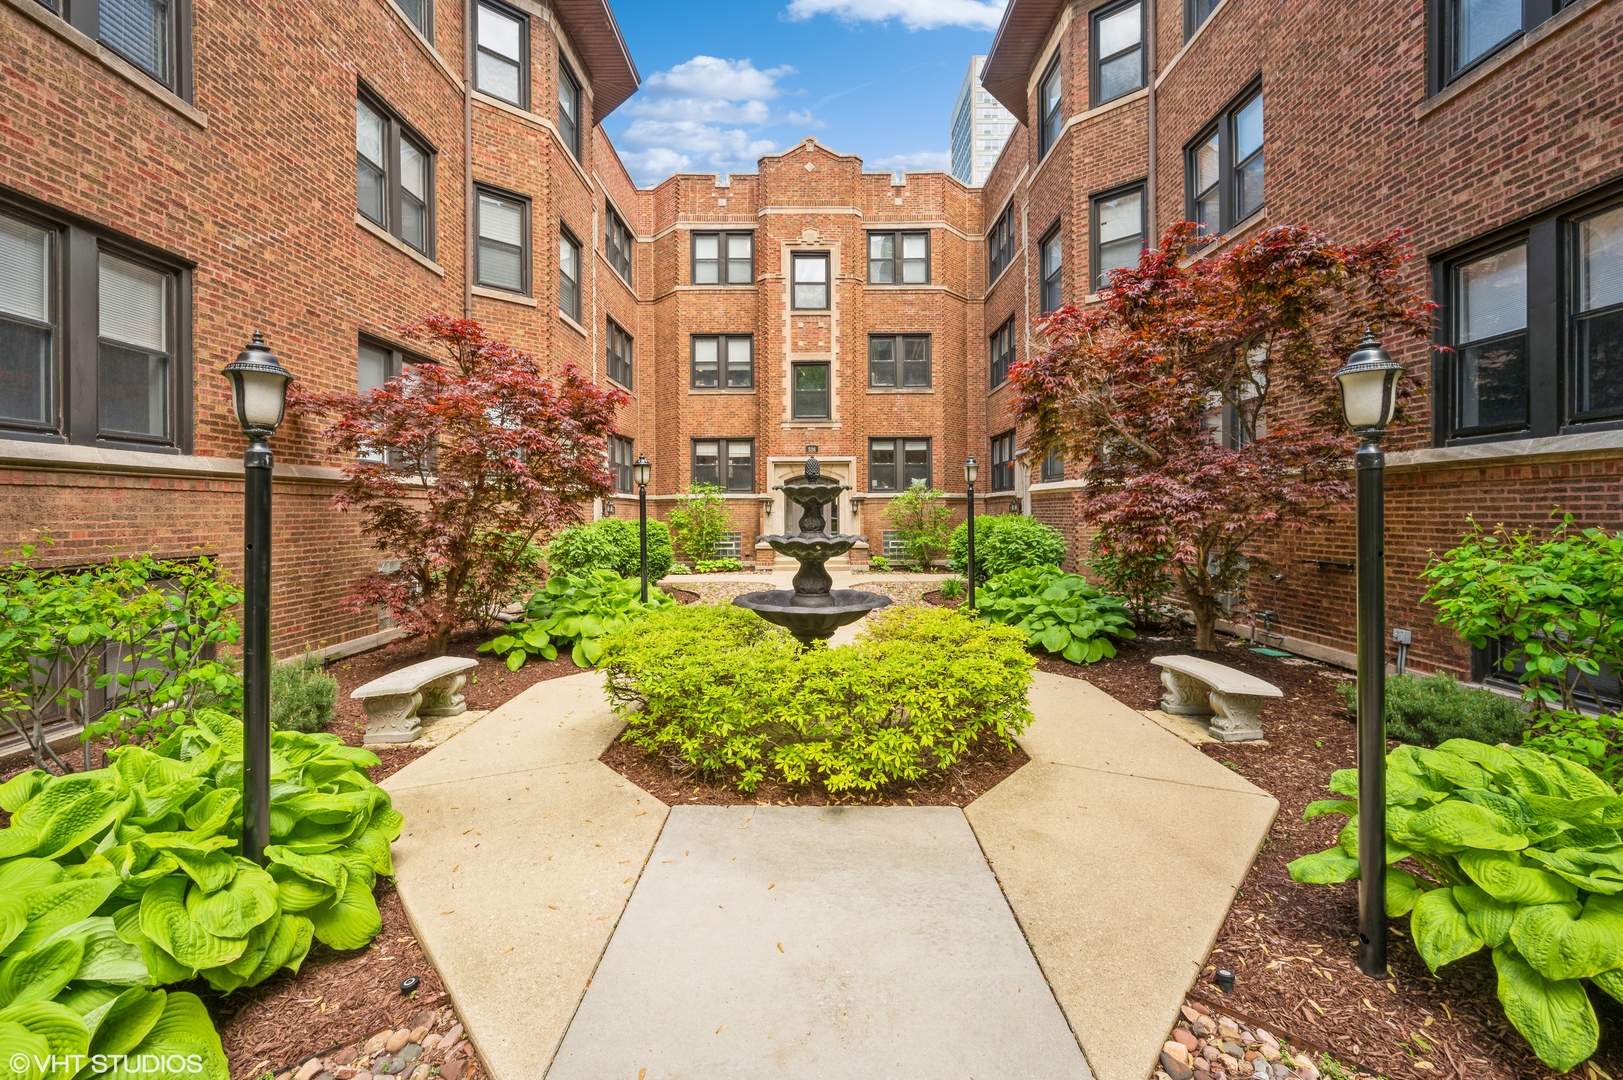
[
  {"left": 1159, "top": 668, "right": 1211, "bottom": 716},
  {"left": 1151, "top": 654, "right": 1283, "bottom": 744},
  {"left": 351, "top": 656, "right": 478, "bottom": 745}
]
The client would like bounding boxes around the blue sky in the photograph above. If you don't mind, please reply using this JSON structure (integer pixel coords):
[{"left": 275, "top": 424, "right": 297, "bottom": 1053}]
[{"left": 600, "top": 0, "right": 1008, "bottom": 186}]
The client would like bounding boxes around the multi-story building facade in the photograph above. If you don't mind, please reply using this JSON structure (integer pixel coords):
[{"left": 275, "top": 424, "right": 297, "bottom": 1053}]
[{"left": 950, "top": 56, "right": 1018, "bottom": 187}]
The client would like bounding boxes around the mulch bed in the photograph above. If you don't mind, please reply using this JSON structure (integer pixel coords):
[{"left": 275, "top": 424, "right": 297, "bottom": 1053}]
[{"left": 1044, "top": 633, "right": 1623, "bottom": 1080}]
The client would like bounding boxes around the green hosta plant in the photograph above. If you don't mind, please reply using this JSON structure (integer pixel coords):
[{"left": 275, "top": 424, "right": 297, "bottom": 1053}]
[
  {"left": 973, "top": 566, "right": 1136, "bottom": 664},
  {"left": 1288, "top": 738, "right": 1623, "bottom": 1072},
  {"left": 480, "top": 570, "right": 675, "bottom": 670}
]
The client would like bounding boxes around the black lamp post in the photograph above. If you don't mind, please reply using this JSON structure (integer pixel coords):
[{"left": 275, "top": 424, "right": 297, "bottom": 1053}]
[
  {"left": 633, "top": 454, "right": 652, "bottom": 602},
  {"left": 1333, "top": 330, "right": 1404, "bottom": 979},
  {"left": 220, "top": 332, "right": 293, "bottom": 867},
  {"left": 964, "top": 456, "right": 979, "bottom": 609}
]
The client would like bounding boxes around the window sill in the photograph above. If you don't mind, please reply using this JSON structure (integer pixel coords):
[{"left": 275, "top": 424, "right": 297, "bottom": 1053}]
[
  {"left": 677, "top": 283, "right": 758, "bottom": 291},
  {"left": 1078, "top": 86, "right": 1147, "bottom": 123},
  {"left": 1028, "top": 478, "right": 1086, "bottom": 493},
  {"left": 0, "top": 437, "right": 348, "bottom": 483},
  {"left": 1389, "top": 429, "right": 1623, "bottom": 472},
  {"left": 605, "top": 377, "right": 633, "bottom": 394},
  {"left": 558, "top": 310, "right": 589, "bottom": 338},
  {"left": 380, "top": 0, "right": 460, "bottom": 87},
  {"left": 863, "top": 283, "right": 938, "bottom": 290},
  {"left": 355, "top": 214, "right": 446, "bottom": 276},
  {"left": 472, "top": 285, "right": 536, "bottom": 307},
  {"left": 786, "top": 420, "right": 839, "bottom": 428},
  {"left": 866, "top": 387, "right": 935, "bottom": 394},
  {"left": 5, "top": 0, "right": 207, "bottom": 128},
  {"left": 688, "top": 388, "right": 756, "bottom": 395},
  {"left": 1416, "top": 0, "right": 1611, "bottom": 120},
  {"left": 1181, "top": 208, "right": 1268, "bottom": 265}
]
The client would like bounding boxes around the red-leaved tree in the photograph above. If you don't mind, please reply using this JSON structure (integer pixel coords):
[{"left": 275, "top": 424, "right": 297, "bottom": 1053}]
[
  {"left": 1012, "top": 222, "right": 1435, "bottom": 650},
  {"left": 294, "top": 315, "right": 627, "bottom": 655}
]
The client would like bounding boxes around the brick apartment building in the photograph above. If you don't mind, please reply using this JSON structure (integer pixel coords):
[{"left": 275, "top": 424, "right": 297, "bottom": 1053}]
[{"left": 1, "top": 0, "right": 1619, "bottom": 688}]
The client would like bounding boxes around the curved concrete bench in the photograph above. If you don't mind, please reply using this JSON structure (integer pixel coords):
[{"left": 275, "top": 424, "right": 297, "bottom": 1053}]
[
  {"left": 352, "top": 656, "right": 478, "bottom": 745},
  {"left": 1150, "top": 654, "right": 1282, "bottom": 743}
]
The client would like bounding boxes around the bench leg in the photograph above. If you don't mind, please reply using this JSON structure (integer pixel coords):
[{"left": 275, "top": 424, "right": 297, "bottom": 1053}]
[
  {"left": 1160, "top": 669, "right": 1213, "bottom": 716},
  {"left": 362, "top": 692, "right": 424, "bottom": 745},
  {"left": 1208, "top": 691, "right": 1267, "bottom": 742},
  {"left": 419, "top": 672, "right": 469, "bottom": 718}
]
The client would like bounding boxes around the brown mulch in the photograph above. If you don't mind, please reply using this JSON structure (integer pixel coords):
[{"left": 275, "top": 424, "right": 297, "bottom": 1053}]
[{"left": 1046, "top": 633, "right": 1623, "bottom": 1080}]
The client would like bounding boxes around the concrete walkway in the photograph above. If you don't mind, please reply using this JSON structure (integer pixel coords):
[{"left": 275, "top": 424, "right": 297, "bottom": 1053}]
[{"left": 382, "top": 668, "right": 1276, "bottom": 1080}]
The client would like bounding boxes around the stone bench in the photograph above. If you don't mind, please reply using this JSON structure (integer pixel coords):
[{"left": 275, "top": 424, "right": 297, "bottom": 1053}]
[
  {"left": 1150, "top": 655, "right": 1283, "bottom": 743},
  {"left": 352, "top": 656, "right": 478, "bottom": 746}
]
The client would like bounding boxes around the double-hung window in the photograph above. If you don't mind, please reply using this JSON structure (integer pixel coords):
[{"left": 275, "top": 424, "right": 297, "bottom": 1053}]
[
  {"left": 395, "top": 0, "right": 432, "bottom": 38},
  {"left": 693, "top": 438, "right": 754, "bottom": 492},
  {"left": 605, "top": 207, "right": 633, "bottom": 283},
  {"left": 869, "top": 438, "right": 931, "bottom": 491},
  {"left": 1040, "top": 226, "right": 1064, "bottom": 313},
  {"left": 1091, "top": 183, "right": 1146, "bottom": 290},
  {"left": 96, "top": 253, "right": 172, "bottom": 442},
  {"left": 358, "top": 339, "right": 425, "bottom": 464},
  {"left": 869, "top": 334, "right": 931, "bottom": 388},
  {"left": 0, "top": 214, "right": 54, "bottom": 433},
  {"left": 691, "top": 335, "right": 753, "bottom": 389},
  {"left": 792, "top": 363, "right": 831, "bottom": 420},
  {"left": 475, "top": 187, "right": 528, "bottom": 294},
  {"left": 990, "top": 430, "right": 1016, "bottom": 491},
  {"left": 990, "top": 318, "right": 1015, "bottom": 387},
  {"left": 559, "top": 227, "right": 582, "bottom": 322},
  {"left": 1037, "top": 55, "right": 1063, "bottom": 160},
  {"left": 692, "top": 232, "right": 753, "bottom": 285},
  {"left": 357, "top": 90, "right": 436, "bottom": 256},
  {"left": 606, "top": 319, "right": 633, "bottom": 387},
  {"left": 1184, "top": 0, "right": 1220, "bottom": 38},
  {"left": 867, "top": 232, "right": 930, "bottom": 284},
  {"left": 558, "top": 58, "right": 582, "bottom": 159},
  {"left": 30, "top": 2, "right": 192, "bottom": 96},
  {"left": 792, "top": 252, "right": 830, "bottom": 309},
  {"left": 1187, "top": 86, "right": 1263, "bottom": 237},
  {"left": 1574, "top": 203, "right": 1623, "bottom": 424},
  {"left": 475, "top": 1, "right": 527, "bottom": 108},
  {"left": 1451, "top": 244, "right": 1528, "bottom": 437},
  {"left": 1438, "top": 0, "right": 1533, "bottom": 84},
  {"left": 1091, "top": 0, "right": 1145, "bottom": 107},
  {"left": 610, "top": 435, "right": 634, "bottom": 493},
  {"left": 988, "top": 203, "right": 1015, "bottom": 283},
  {"left": 1041, "top": 449, "right": 1065, "bottom": 482}
]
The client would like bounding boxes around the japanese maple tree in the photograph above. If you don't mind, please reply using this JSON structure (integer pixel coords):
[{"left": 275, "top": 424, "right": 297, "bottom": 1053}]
[
  {"left": 1011, "top": 222, "right": 1435, "bottom": 650},
  {"left": 294, "top": 314, "right": 627, "bottom": 655}
]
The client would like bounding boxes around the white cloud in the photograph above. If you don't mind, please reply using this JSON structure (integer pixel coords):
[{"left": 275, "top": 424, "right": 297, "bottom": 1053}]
[
  {"left": 643, "top": 56, "right": 795, "bottom": 101},
  {"left": 617, "top": 56, "right": 802, "bottom": 184},
  {"left": 871, "top": 150, "right": 951, "bottom": 171},
  {"left": 785, "top": 0, "right": 1006, "bottom": 31}
]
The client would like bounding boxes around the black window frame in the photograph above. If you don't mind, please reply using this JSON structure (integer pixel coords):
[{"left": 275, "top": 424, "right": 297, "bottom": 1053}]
[
  {"left": 1184, "top": 81, "right": 1263, "bottom": 238},
  {"left": 559, "top": 224, "right": 582, "bottom": 323},
  {"left": 1040, "top": 448, "right": 1065, "bottom": 482},
  {"left": 988, "top": 201, "right": 1016, "bottom": 284},
  {"left": 357, "top": 336, "right": 432, "bottom": 465},
  {"left": 610, "top": 434, "right": 634, "bottom": 493},
  {"left": 557, "top": 55, "right": 582, "bottom": 160},
  {"left": 606, "top": 318, "right": 633, "bottom": 388},
  {"left": 1039, "top": 224, "right": 1064, "bottom": 314},
  {"left": 792, "top": 361, "right": 831, "bottom": 420},
  {"left": 1037, "top": 53, "right": 1063, "bottom": 161},
  {"left": 0, "top": 195, "right": 193, "bottom": 453},
  {"left": 357, "top": 84, "right": 438, "bottom": 258},
  {"left": 868, "top": 437, "right": 933, "bottom": 492},
  {"left": 689, "top": 334, "right": 754, "bottom": 390},
  {"left": 1184, "top": 0, "right": 1220, "bottom": 39},
  {"left": 473, "top": 183, "right": 529, "bottom": 295},
  {"left": 791, "top": 251, "right": 831, "bottom": 310},
  {"left": 866, "top": 231, "right": 931, "bottom": 285},
  {"left": 691, "top": 437, "right": 755, "bottom": 493},
  {"left": 1089, "top": 0, "right": 1146, "bottom": 109},
  {"left": 1429, "top": 0, "right": 1565, "bottom": 91},
  {"left": 1090, "top": 181, "right": 1147, "bottom": 292},
  {"left": 990, "top": 317, "right": 1015, "bottom": 388},
  {"left": 395, "top": 0, "right": 432, "bottom": 39},
  {"left": 41, "top": 0, "right": 195, "bottom": 97},
  {"left": 605, "top": 204, "right": 633, "bottom": 284},
  {"left": 867, "top": 334, "right": 932, "bottom": 389},
  {"left": 990, "top": 430, "right": 1017, "bottom": 492},
  {"left": 474, "top": 0, "right": 529, "bottom": 109},
  {"left": 691, "top": 231, "right": 754, "bottom": 285}
]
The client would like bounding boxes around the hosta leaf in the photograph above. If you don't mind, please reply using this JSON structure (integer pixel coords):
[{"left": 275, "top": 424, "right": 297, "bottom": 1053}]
[
  {"left": 0, "top": 770, "right": 47, "bottom": 812},
  {"left": 1286, "top": 848, "right": 1360, "bottom": 884},
  {"left": 1304, "top": 799, "right": 1355, "bottom": 821},
  {"left": 1410, "top": 887, "right": 1483, "bottom": 973},
  {"left": 1492, "top": 944, "right": 1598, "bottom": 1073},
  {"left": 8, "top": 877, "right": 119, "bottom": 956},
  {"left": 350, "top": 808, "right": 403, "bottom": 877},
  {"left": 1328, "top": 769, "right": 1358, "bottom": 797},
  {"left": 100, "top": 991, "right": 228, "bottom": 1080},
  {"left": 307, "top": 875, "right": 382, "bottom": 951},
  {"left": 1410, "top": 799, "right": 1528, "bottom": 852},
  {"left": 1454, "top": 885, "right": 1516, "bottom": 947},
  {"left": 1415, "top": 747, "right": 1488, "bottom": 791},
  {"left": 1510, "top": 895, "right": 1623, "bottom": 981},
  {"left": 138, "top": 877, "right": 246, "bottom": 971},
  {"left": 148, "top": 840, "right": 238, "bottom": 894},
  {"left": 1524, "top": 848, "right": 1623, "bottom": 895},
  {"left": 184, "top": 862, "right": 278, "bottom": 939},
  {"left": 181, "top": 788, "right": 240, "bottom": 837},
  {"left": 1436, "top": 739, "right": 1518, "bottom": 778},
  {"left": 0, "top": 858, "right": 63, "bottom": 896},
  {"left": 112, "top": 903, "right": 192, "bottom": 986},
  {"left": 265, "top": 846, "right": 349, "bottom": 893},
  {"left": 1459, "top": 849, "right": 1579, "bottom": 905},
  {"left": 0, "top": 936, "right": 84, "bottom": 1008},
  {"left": 1386, "top": 868, "right": 1424, "bottom": 917},
  {"left": 66, "top": 916, "right": 150, "bottom": 985},
  {"left": 0, "top": 897, "right": 26, "bottom": 958},
  {"left": 506, "top": 649, "right": 527, "bottom": 671},
  {"left": 0, "top": 1000, "right": 91, "bottom": 1071},
  {"left": 0, "top": 1021, "right": 50, "bottom": 1080},
  {"left": 1593, "top": 967, "right": 1623, "bottom": 1005},
  {"left": 88, "top": 986, "right": 167, "bottom": 1058},
  {"left": 268, "top": 864, "right": 335, "bottom": 912}
]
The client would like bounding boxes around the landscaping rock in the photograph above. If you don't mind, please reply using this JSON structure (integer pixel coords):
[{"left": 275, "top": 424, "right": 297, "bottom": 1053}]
[
  {"left": 421, "top": 1034, "right": 440, "bottom": 1052},
  {"left": 1190, "top": 1016, "right": 1214, "bottom": 1037},
  {"left": 400, "top": 1045, "right": 422, "bottom": 1062},
  {"left": 1160, "top": 1052, "right": 1195, "bottom": 1080},
  {"left": 1163, "top": 1041, "right": 1190, "bottom": 1065},
  {"left": 295, "top": 1059, "right": 323, "bottom": 1080},
  {"left": 385, "top": 1030, "right": 410, "bottom": 1054},
  {"left": 408, "top": 1025, "right": 430, "bottom": 1045},
  {"left": 364, "top": 1032, "right": 391, "bottom": 1055},
  {"left": 1255, "top": 1028, "right": 1278, "bottom": 1048},
  {"left": 440, "top": 1058, "right": 466, "bottom": 1080},
  {"left": 1221, "top": 1040, "right": 1244, "bottom": 1057},
  {"left": 1217, "top": 1017, "right": 1241, "bottom": 1039},
  {"left": 1172, "top": 1028, "right": 1198, "bottom": 1052},
  {"left": 1181, "top": 1005, "right": 1203, "bottom": 1024},
  {"left": 441, "top": 1024, "right": 464, "bottom": 1051}
]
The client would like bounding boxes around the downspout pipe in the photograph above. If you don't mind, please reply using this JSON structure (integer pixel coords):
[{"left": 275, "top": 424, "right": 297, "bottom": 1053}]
[
  {"left": 463, "top": 0, "right": 475, "bottom": 319},
  {"left": 1145, "top": 0, "right": 1158, "bottom": 245}
]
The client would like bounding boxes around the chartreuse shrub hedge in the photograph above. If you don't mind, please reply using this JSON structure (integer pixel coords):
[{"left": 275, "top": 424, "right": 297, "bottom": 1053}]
[
  {"left": 0, "top": 709, "right": 401, "bottom": 1079},
  {"left": 604, "top": 605, "right": 1034, "bottom": 793},
  {"left": 1288, "top": 739, "right": 1623, "bottom": 1072}
]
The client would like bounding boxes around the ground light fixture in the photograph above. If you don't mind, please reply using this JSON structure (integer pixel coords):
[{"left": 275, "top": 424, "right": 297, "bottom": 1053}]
[
  {"left": 963, "top": 456, "right": 979, "bottom": 610},
  {"left": 220, "top": 331, "right": 293, "bottom": 866},
  {"left": 1333, "top": 330, "right": 1404, "bottom": 979},
  {"left": 633, "top": 454, "right": 652, "bottom": 602}
]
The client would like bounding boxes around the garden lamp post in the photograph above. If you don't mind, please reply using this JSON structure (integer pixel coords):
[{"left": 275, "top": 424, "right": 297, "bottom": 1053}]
[
  {"left": 964, "top": 456, "right": 979, "bottom": 609},
  {"left": 633, "top": 454, "right": 652, "bottom": 602},
  {"left": 220, "top": 332, "right": 293, "bottom": 867},
  {"left": 1333, "top": 330, "right": 1404, "bottom": 979}
]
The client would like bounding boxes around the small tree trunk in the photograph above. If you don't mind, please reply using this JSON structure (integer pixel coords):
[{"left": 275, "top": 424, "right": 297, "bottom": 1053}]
[
  {"left": 1187, "top": 589, "right": 1220, "bottom": 652},
  {"left": 427, "top": 622, "right": 453, "bottom": 658}
]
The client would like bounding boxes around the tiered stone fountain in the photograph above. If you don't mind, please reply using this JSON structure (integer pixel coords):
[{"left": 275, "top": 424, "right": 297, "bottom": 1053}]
[{"left": 733, "top": 452, "right": 891, "bottom": 646}]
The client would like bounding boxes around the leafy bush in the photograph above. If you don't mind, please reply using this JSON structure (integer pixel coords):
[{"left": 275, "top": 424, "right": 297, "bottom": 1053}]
[
  {"left": 668, "top": 484, "right": 729, "bottom": 565},
  {"left": 1288, "top": 739, "right": 1623, "bottom": 1071},
  {"left": 939, "top": 578, "right": 965, "bottom": 601},
  {"left": 693, "top": 557, "right": 744, "bottom": 574},
  {"left": 948, "top": 515, "right": 1066, "bottom": 584},
  {"left": 1334, "top": 673, "right": 1524, "bottom": 748},
  {"left": 480, "top": 570, "right": 675, "bottom": 670},
  {"left": 545, "top": 517, "right": 675, "bottom": 583},
  {"left": 886, "top": 485, "right": 954, "bottom": 569},
  {"left": 974, "top": 567, "right": 1136, "bottom": 664},
  {"left": 867, "top": 554, "right": 893, "bottom": 572},
  {"left": 606, "top": 605, "right": 1034, "bottom": 793},
  {"left": 272, "top": 653, "right": 339, "bottom": 734},
  {"left": 1088, "top": 542, "right": 1175, "bottom": 629},
  {"left": 0, "top": 709, "right": 401, "bottom": 1077},
  {"left": 1524, "top": 709, "right": 1623, "bottom": 788}
]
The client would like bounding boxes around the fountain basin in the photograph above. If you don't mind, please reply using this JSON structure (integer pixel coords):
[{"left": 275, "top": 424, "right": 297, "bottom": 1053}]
[{"left": 733, "top": 589, "right": 892, "bottom": 644}]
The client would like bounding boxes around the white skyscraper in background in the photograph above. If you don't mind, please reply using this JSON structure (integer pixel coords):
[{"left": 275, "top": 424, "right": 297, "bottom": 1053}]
[{"left": 951, "top": 56, "right": 1016, "bottom": 187}]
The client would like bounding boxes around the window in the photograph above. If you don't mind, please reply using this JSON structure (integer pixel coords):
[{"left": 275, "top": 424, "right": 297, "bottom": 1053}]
[
  {"left": 605, "top": 206, "right": 633, "bottom": 283},
  {"left": 475, "top": 187, "right": 528, "bottom": 294},
  {"left": 357, "top": 90, "right": 436, "bottom": 256},
  {"left": 358, "top": 339, "right": 422, "bottom": 464},
  {"left": 1441, "top": 0, "right": 1525, "bottom": 81},
  {"left": 717, "top": 532, "right": 744, "bottom": 559},
  {"left": 792, "top": 252, "right": 829, "bottom": 309},
  {"left": 1574, "top": 203, "right": 1623, "bottom": 424},
  {"left": 557, "top": 57, "right": 582, "bottom": 159},
  {"left": 1040, "top": 226, "right": 1063, "bottom": 313},
  {"left": 0, "top": 214, "right": 53, "bottom": 432},
  {"left": 988, "top": 202, "right": 1015, "bottom": 283},
  {"left": 792, "top": 362, "right": 830, "bottom": 419},
  {"left": 1185, "top": 0, "right": 1220, "bottom": 38},
  {"left": 610, "top": 435, "right": 634, "bottom": 493},
  {"left": 606, "top": 319, "right": 633, "bottom": 387},
  {"left": 1041, "top": 449, "right": 1064, "bottom": 482},
  {"left": 690, "top": 335, "right": 753, "bottom": 389},
  {"left": 990, "top": 430, "right": 1016, "bottom": 491},
  {"left": 1186, "top": 86, "right": 1263, "bottom": 237},
  {"left": 97, "top": 253, "right": 171, "bottom": 442},
  {"left": 559, "top": 227, "right": 581, "bottom": 322},
  {"left": 692, "top": 438, "right": 754, "bottom": 492},
  {"left": 867, "top": 232, "right": 930, "bottom": 284},
  {"left": 396, "top": 0, "right": 431, "bottom": 38},
  {"left": 990, "top": 317, "right": 1015, "bottom": 387},
  {"left": 1037, "top": 55, "right": 1063, "bottom": 160},
  {"left": 868, "top": 334, "right": 931, "bottom": 388},
  {"left": 692, "top": 232, "right": 753, "bottom": 285},
  {"left": 1452, "top": 244, "right": 1528, "bottom": 436},
  {"left": 1091, "top": 0, "right": 1144, "bottom": 107},
  {"left": 1091, "top": 183, "right": 1146, "bottom": 290},
  {"left": 868, "top": 438, "right": 931, "bottom": 491},
  {"left": 99, "top": 0, "right": 182, "bottom": 87},
  {"left": 475, "top": 0, "right": 526, "bottom": 108}
]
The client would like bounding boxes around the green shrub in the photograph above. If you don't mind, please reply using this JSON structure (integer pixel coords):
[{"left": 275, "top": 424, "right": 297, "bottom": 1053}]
[
  {"left": 1524, "top": 709, "right": 1623, "bottom": 788},
  {"left": 605, "top": 604, "right": 1034, "bottom": 793},
  {"left": 668, "top": 484, "right": 729, "bottom": 564},
  {"left": 480, "top": 569, "right": 675, "bottom": 670},
  {"left": 973, "top": 566, "right": 1136, "bottom": 664},
  {"left": 1288, "top": 739, "right": 1623, "bottom": 1072},
  {"left": 948, "top": 515, "right": 1066, "bottom": 584},
  {"left": 867, "top": 554, "right": 893, "bottom": 572},
  {"left": 693, "top": 557, "right": 744, "bottom": 574},
  {"left": 271, "top": 653, "right": 338, "bottom": 734},
  {"left": 1334, "top": 673, "right": 1524, "bottom": 748},
  {"left": 545, "top": 517, "right": 675, "bottom": 583},
  {"left": 1088, "top": 542, "right": 1174, "bottom": 628},
  {"left": 939, "top": 578, "right": 965, "bottom": 601},
  {"left": 886, "top": 484, "right": 954, "bottom": 569}
]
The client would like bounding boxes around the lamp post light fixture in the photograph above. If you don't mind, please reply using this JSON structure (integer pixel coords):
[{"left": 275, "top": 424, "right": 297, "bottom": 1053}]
[
  {"left": 963, "top": 456, "right": 979, "bottom": 609},
  {"left": 1333, "top": 330, "right": 1404, "bottom": 979},
  {"left": 633, "top": 454, "right": 652, "bottom": 603},
  {"left": 220, "top": 331, "right": 294, "bottom": 867}
]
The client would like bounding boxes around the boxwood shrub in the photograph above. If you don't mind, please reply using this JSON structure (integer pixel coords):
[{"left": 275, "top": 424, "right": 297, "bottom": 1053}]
[
  {"left": 545, "top": 518, "right": 674, "bottom": 582},
  {"left": 604, "top": 605, "right": 1034, "bottom": 793},
  {"left": 948, "top": 515, "right": 1066, "bottom": 583},
  {"left": 1335, "top": 672, "right": 1525, "bottom": 748}
]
